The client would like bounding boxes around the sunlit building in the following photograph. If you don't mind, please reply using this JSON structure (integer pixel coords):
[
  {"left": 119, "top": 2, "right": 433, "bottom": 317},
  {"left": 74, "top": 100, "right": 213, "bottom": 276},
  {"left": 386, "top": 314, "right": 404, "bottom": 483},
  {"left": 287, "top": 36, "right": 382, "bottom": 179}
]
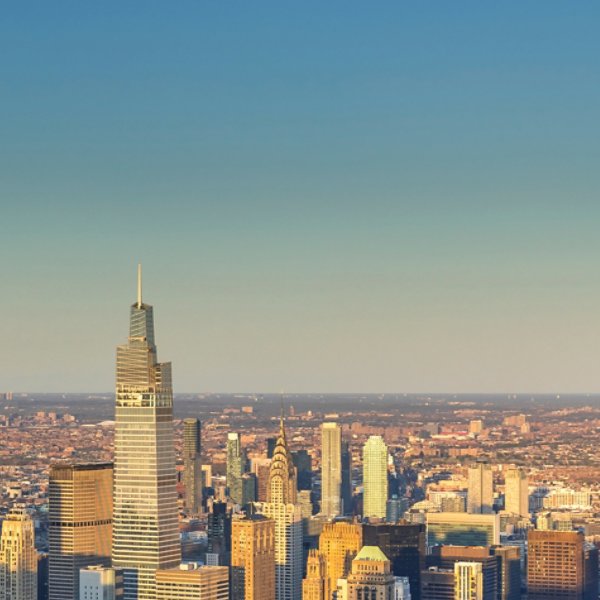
[
  {"left": 183, "top": 418, "right": 202, "bottom": 514},
  {"left": 467, "top": 461, "right": 493, "bottom": 515},
  {"left": 363, "top": 436, "right": 388, "bottom": 519},
  {"left": 49, "top": 462, "right": 113, "bottom": 600},
  {"left": 346, "top": 546, "right": 395, "bottom": 600},
  {"left": 254, "top": 410, "right": 303, "bottom": 600},
  {"left": 231, "top": 515, "right": 275, "bottom": 600},
  {"left": 0, "top": 505, "right": 37, "bottom": 600},
  {"left": 155, "top": 564, "right": 228, "bottom": 600},
  {"left": 112, "top": 266, "right": 181, "bottom": 600},
  {"left": 504, "top": 468, "right": 528, "bottom": 517},
  {"left": 320, "top": 422, "right": 342, "bottom": 518}
]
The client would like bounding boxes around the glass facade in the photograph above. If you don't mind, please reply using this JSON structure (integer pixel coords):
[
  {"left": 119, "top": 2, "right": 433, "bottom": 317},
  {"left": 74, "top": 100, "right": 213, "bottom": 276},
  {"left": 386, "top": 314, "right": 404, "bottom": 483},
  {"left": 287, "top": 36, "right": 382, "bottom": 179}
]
[{"left": 112, "top": 271, "right": 181, "bottom": 600}]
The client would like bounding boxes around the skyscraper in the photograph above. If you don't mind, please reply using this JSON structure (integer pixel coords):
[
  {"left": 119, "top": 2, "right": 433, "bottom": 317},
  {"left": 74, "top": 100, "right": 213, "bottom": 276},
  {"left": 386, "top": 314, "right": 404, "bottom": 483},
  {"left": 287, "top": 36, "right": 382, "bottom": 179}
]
[
  {"left": 155, "top": 565, "right": 229, "bottom": 600},
  {"left": 527, "top": 530, "right": 598, "bottom": 600},
  {"left": 227, "top": 432, "right": 244, "bottom": 505},
  {"left": 0, "top": 504, "right": 37, "bottom": 600},
  {"left": 320, "top": 422, "right": 342, "bottom": 518},
  {"left": 504, "top": 468, "right": 528, "bottom": 517},
  {"left": 254, "top": 409, "right": 303, "bottom": 600},
  {"left": 302, "top": 550, "right": 326, "bottom": 600},
  {"left": 183, "top": 418, "right": 202, "bottom": 514},
  {"left": 362, "top": 435, "right": 388, "bottom": 519},
  {"left": 454, "top": 562, "right": 484, "bottom": 600},
  {"left": 231, "top": 515, "right": 275, "bottom": 600},
  {"left": 467, "top": 461, "right": 493, "bottom": 515},
  {"left": 341, "top": 441, "right": 352, "bottom": 515},
  {"left": 48, "top": 462, "right": 113, "bottom": 600},
  {"left": 316, "top": 521, "right": 362, "bottom": 600},
  {"left": 112, "top": 266, "right": 181, "bottom": 600},
  {"left": 346, "top": 546, "right": 395, "bottom": 600},
  {"left": 363, "top": 522, "right": 426, "bottom": 600}
]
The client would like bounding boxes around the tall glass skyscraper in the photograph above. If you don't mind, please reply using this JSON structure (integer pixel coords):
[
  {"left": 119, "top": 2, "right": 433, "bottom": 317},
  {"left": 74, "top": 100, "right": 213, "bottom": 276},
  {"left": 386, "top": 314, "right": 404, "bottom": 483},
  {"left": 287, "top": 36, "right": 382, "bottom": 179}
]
[
  {"left": 112, "top": 266, "right": 181, "bottom": 600},
  {"left": 320, "top": 422, "right": 342, "bottom": 518},
  {"left": 362, "top": 435, "right": 389, "bottom": 519},
  {"left": 227, "top": 432, "right": 244, "bottom": 505},
  {"left": 183, "top": 418, "right": 202, "bottom": 514}
]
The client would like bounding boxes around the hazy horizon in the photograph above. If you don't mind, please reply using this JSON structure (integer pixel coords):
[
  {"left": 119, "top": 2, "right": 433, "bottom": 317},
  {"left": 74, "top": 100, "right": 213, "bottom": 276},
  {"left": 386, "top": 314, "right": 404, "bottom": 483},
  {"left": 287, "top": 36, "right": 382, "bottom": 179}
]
[{"left": 3, "top": 3, "right": 600, "bottom": 393}]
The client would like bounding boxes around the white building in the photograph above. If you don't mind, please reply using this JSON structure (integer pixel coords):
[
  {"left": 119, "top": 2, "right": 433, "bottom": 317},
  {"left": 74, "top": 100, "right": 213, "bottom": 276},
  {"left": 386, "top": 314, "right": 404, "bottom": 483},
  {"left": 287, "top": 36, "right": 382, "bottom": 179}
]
[
  {"left": 363, "top": 436, "right": 389, "bottom": 519},
  {"left": 467, "top": 461, "right": 493, "bottom": 514},
  {"left": 80, "top": 566, "right": 122, "bottom": 600},
  {"left": 321, "top": 422, "right": 342, "bottom": 518}
]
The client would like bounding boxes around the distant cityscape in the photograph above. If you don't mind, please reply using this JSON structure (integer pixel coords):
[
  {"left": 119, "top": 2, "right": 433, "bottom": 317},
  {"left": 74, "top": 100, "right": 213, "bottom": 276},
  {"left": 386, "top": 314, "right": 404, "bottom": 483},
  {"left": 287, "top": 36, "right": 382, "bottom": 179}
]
[{"left": 2, "top": 272, "right": 600, "bottom": 600}]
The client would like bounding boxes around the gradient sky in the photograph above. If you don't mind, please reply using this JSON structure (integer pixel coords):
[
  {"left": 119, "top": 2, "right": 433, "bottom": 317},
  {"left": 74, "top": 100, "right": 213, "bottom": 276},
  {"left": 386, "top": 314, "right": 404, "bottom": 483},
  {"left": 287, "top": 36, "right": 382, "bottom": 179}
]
[{"left": 2, "top": 2, "right": 600, "bottom": 393}]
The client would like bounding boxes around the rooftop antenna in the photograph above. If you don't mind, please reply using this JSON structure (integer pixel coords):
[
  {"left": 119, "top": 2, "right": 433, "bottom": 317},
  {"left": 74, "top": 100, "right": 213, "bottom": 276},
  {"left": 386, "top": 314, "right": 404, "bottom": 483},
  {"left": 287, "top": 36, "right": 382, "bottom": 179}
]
[{"left": 137, "top": 263, "right": 142, "bottom": 308}]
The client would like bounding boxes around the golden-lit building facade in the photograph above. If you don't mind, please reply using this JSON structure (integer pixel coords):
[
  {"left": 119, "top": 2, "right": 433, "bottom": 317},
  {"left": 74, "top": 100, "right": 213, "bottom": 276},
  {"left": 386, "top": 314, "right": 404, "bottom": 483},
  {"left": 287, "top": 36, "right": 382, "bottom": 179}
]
[
  {"left": 155, "top": 565, "right": 228, "bottom": 600},
  {"left": 231, "top": 515, "right": 275, "bottom": 600},
  {"left": 48, "top": 462, "right": 113, "bottom": 600},
  {"left": 112, "top": 267, "right": 181, "bottom": 600},
  {"left": 0, "top": 505, "right": 37, "bottom": 600},
  {"left": 302, "top": 550, "right": 326, "bottom": 600},
  {"left": 346, "top": 546, "right": 395, "bottom": 600}
]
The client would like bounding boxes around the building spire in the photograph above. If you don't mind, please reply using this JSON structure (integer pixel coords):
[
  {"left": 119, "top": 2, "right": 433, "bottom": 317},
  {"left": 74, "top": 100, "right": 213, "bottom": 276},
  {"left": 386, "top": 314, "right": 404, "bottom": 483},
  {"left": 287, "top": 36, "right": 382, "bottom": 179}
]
[{"left": 137, "top": 263, "right": 142, "bottom": 308}]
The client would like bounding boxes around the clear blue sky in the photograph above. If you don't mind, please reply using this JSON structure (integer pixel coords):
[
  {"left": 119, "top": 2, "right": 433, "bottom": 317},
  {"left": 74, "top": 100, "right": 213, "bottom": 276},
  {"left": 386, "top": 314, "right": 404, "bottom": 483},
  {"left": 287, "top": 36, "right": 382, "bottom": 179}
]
[{"left": 2, "top": 2, "right": 600, "bottom": 393}]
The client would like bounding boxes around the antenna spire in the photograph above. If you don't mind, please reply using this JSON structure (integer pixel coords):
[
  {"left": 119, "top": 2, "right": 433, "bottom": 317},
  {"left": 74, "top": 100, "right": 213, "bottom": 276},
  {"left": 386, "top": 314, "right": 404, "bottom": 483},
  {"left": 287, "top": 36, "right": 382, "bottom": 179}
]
[{"left": 137, "top": 263, "right": 142, "bottom": 308}]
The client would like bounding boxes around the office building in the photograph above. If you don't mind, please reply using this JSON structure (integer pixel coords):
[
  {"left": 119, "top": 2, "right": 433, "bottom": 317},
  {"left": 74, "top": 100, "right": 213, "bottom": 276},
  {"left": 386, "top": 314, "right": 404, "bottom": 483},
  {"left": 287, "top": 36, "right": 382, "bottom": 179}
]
[
  {"left": 79, "top": 566, "right": 123, "bottom": 600},
  {"left": 155, "top": 564, "right": 228, "bottom": 600},
  {"left": 254, "top": 410, "right": 303, "bottom": 600},
  {"left": 394, "top": 577, "right": 411, "bottom": 599},
  {"left": 320, "top": 422, "right": 342, "bottom": 518},
  {"left": 454, "top": 562, "right": 483, "bottom": 600},
  {"left": 420, "top": 568, "right": 453, "bottom": 600},
  {"left": 231, "top": 515, "right": 275, "bottom": 600},
  {"left": 467, "top": 461, "right": 493, "bottom": 514},
  {"left": 527, "top": 530, "right": 598, "bottom": 600},
  {"left": 302, "top": 550, "right": 326, "bottom": 600},
  {"left": 183, "top": 418, "right": 202, "bottom": 514},
  {"left": 428, "top": 547, "right": 497, "bottom": 600},
  {"left": 317, "top": 521, "right": 362, "bottom": 600},
  {"left": 363, "top": 522, "right": 426, "bottom": 600},
  {"left": 49, "top": 462, "right": 113, "bottom": 600},
  {"left": 112, "top": 266, "right": 181, "bottom": 600},
  {"left": 362, "top": 436, "right": 388, "bottom": 519},
  {"left": 0, "top": 504, "right": 37, "bottom": 600},
  {"left": 227, "top": 432, "right": 245, "bottom": 505},
  {"left": 341, "top": 441, "right": 353, "bottom": 515},
  {"left": 206, "top": 502, "right": 231, "bottom": 566},
  {"left": 346, "top": 546, "right": 395, "bottom": 600},
  {"left": 292, "top": 450, "right": 312, "bottom": 492},
  {"left": 490, "top": 546, "right": 520, "bottom": 600},
  {"left": 504, "top": 468, "right": 528, "bottom": 517},
  {"left": 426, "top": 513, "right": 499, "bottom": 548}
]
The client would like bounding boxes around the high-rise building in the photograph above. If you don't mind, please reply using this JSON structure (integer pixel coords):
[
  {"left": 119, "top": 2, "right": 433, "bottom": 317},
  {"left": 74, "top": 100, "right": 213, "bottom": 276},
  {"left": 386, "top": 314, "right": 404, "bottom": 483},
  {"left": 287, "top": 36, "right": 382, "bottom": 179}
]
[
  {"left": 227, "top": 432, "right": 245, "bottom": 505},
  {"left": 363, "top": 522, "right": 426, "bottom": 600},
  {"left": 420, "top": 568, "right": 454, "bottom": 600},
  {"left": 254, "top": 410, "right": 303, "bottom": 600},
  {"left": 341, "top": 441, "right": 352, "bottom": 515},
  {"left": 0, "top": 504, "right": 37, "bottom": 600},
  {"left": 504, "top": 468, "right": 528, "bottom": 517},
  {"left": 292, "top": 450, "right": 312, "bottom": 492},
  {"left": 320, "top": 423, "right": 342, "bottom": 518},
  {"left": 302, "top": 550, "right": 326, "bottom": 600},
  {"left": 395, "top": 577, "right": 412, "bottom": 600},
  {"left": 206, "top": 502, "right": 231, "bottom": 566},
  {"left": 426, "top": 513, "right": 500, "bottom": 548},
  {"left": 183, "top": 418, "right": 202, "bottom": 514},
  {"left": 112, "top": 266, "right": 181, "bottom": 600},
  {"left": 231, "top": 515, "right": 275, "bottom": 600},
  {"left": 362, "top": 436, "right": 388, "bottom": 519},
  {"left": 527, "top": 530, "right": 598, "bottom": 600},
  {"left": 48, "top": 462, "right": 113, "bottom": 600},
  {"left": 317, "top": 521, "right": 362, "bottom": 600},
  {"left": 79, "top": 566, "right": 123, "bottom": 600},
  {"left": 428, "top": 546, "right": 497, "bottom": 600},
  {"left": 346, "top": 546, "right": 395, "bottom": 600},
  {"left": 454, "top": 562, "right": 483, "bottom": 600},
  {"left": 155, "top": 564, "right": 228, "bottom": 600},
  {"left": 467, "top": 461, "right": 493, "bottom": 515},
  {"left": 490, "top": 546, "right": 520, "bottom": 600}
]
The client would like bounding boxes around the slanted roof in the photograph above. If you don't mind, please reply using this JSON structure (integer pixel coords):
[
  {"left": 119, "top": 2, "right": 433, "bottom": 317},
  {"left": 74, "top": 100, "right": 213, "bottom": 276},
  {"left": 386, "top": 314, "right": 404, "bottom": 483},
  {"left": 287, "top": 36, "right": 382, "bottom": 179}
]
[{"left": 354, "top": 545, "right": 389, "bottom": 562}]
